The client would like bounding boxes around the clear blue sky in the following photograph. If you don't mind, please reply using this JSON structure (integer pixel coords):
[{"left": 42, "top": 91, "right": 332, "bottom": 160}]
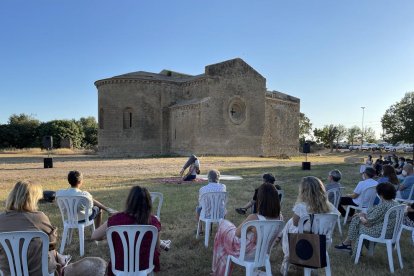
[{"left": 1, "top": 1, "right": 413, "bottom": 138}]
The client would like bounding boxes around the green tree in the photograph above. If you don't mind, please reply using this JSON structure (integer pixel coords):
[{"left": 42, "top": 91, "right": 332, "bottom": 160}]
[
  {"left": 6, "top": 114, "right": 40, "bottom": 148},
  {"left": 313, "top": 124, "right": 339, "bottom": 152},
  {"left": 381, "top": 92, "right": 414, "bottom": 144},
  {"left": 363, "top": 127, "right": 377, "bottom": 143},
  {"left": 76, "top": 117, "right": 98, "bottom": 148},
  {"left": 38, "top": 120, "right": 84, "bottom": 148},
  {"left": 347, "top": 125, "right": 361, "bottom": 146},
  {"left": 334, "top": 124, "right": 347, "bottom": 150},
  {"left": 299, "top": 113, "right": 312, "bottom": 141}
]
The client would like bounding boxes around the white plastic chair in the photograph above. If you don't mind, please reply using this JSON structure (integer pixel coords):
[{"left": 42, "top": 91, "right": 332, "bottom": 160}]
[
  {"left": 196, "top": 191, "right": 227, "bottom": 248},
  {"left": 106, "top": 225, "right": 158, "bottom": 276},
  {"left": 56, "top": 195, "right": 96, "bottom": 256},
  {"left": 344, "top": 186, "right": 378, "bottom": 225},
  {"left": 396, "top": 185, "right": 414, "bottom": 204},
  {"left": 224, "top": 220, "right": 285, "bottom": 276},
  {"left": 150, "top": 192, "right": 163, "bottom": 220},
  {"left": 298, "top": 213, "right": 338, "bottom": 276},
  {"left": 354, "top": 204, "right": 405, "bottom": 273},
  {"left": 0, "top": 231, "right": 53, "bottom": 276},
  {"left": 326, "top": 188, "right": 343, "bottom": 236}
]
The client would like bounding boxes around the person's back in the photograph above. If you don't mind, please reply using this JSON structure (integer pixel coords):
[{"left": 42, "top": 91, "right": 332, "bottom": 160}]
[
  {"left": 353, "top": 178, "right": 378, "bottom": 206},
  {"left": 400, "top": 175, "right": 414, "bottom": 199},
  {"left": 326, "top": 169, "right": 342, "bottom": 204}
]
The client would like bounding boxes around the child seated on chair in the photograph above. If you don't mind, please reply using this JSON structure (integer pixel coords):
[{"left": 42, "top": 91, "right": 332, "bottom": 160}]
[
  {"left": 212, "top": 183, "right": 282, "bottom": 276},
  {"left": 56, "top": 170, "right": 113, "bottom": 227}
]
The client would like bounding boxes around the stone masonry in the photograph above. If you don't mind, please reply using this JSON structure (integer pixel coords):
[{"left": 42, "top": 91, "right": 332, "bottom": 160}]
[{"left": 94, "top": 58, "right": 300, "bottom": 157}]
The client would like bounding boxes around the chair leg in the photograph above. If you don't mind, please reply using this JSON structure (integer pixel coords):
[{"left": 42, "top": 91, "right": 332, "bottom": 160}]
[
  {"left": 304, "top": 268, "right": 312, "bottom": 276},
  {"left": 344, "top": 207, "right": 350, "bottom": 225},
  {"left": 79, "top": 226, "right": 85, "bottom": 257},
  {"left": 60, "top": 226, "right": 69, "bottom": 254},
  {"left": 265, "top": 259, "right": 272, "bottom": 276},
  {"left": 337, "top": 217, "right": 342, "bottom": 236},
  {"left": 325, "top": 252, "right": 331, "bottom": 276},
  {"left": 395, "top": 241, "right": 403, "bottom": 269},
  {"left": 354, "top": 238, "right": 364, "bottom": 264},
  {"left": 386, "top": 241, "right": 394, "bottom": 273},
  {"left": 204, "top": 222, "right": 210, "bottom": 248},
  {"left": 196, "top": 221, "right": 201, "bottom": 240},
  {"left": 246, "top": 265, "right": 254, "bottom": 276},
  {"left": 67, "top": 228, "right": 73, "bottom": 245},
  {"left": 224, "top": 256, "right": 232, "bottom": 276}
]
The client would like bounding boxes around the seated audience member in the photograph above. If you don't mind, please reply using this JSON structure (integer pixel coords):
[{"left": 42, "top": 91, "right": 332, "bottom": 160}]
[
  {"left": 280, "top": 176, "right": 339, "bottom": 275},
  {"left": 403, "top": 202, "right": 414, "bottom": 228},
  {"left": 92, "top": 186, "right": 162, "bottom": 275},
  {"left": 212, "top": 183, "right": 282, "bottom": 276},
  {"left": 374, "top": 155, "right": 384, "bottom": 176},
  {"left": 196, "top": 169, "right": 226, "bottom": 233},
  {"left": 396, "top": 157, "right": 406, "bottom": 174},
  {"left": 377, "top": 164, "right": 399, "bottom": 188},
  {"left": 0, "top": 181, "right": 72, "bottom": 275},
  {"left": 398, "top": 164, "right": 414, "bottom": 200},
  {"left": 235, "top": 173, "right": 281, "bottom": 215},
  {"left": 180, "top": 154, "right": 201, "bottom": 181},
  {"left": 335, "top": 182, "right": 399, "bottom": 258},
  {"left": 56, "top": 170, "right": 112, "bottom": 227},
  {"left": 366, "top": 155, "right": 373, "bottom": 167},
  {"left": 338, "top": 167, "right": 378, "bottom": 218},
  {"left": 325, "top": 169, "right": 342, "bottom": 203}
]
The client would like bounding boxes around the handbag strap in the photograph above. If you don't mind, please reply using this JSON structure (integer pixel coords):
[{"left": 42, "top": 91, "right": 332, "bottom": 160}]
[{"left": 309, "top": 214, "right": 315, "bottom": 234}]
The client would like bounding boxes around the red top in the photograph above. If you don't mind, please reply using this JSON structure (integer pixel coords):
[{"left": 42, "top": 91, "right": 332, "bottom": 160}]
[{"left": 107, "top": 212, "right": 161, "bottom": 275}]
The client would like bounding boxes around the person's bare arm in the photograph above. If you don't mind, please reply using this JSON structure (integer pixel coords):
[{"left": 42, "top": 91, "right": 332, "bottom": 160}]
[
  {"left": 235, "top": 214, "right": 257, "bottom": 238},
  {"left": 93, "top": 199, "right": 109, "bottom": 211},
  {"left": 91, "top": 221, "right": 108, "bottom": 241},
  {"left": 346, "top": 193, "right": 359, "bottom": 199}
]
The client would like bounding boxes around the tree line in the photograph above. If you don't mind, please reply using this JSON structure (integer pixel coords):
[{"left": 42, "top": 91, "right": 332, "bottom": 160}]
[
  {"left": 300, "top": 92, "right": 414, "bottom": 152},
  {"left": 0, "top": 114, "right": 98, "bottom": 149}
]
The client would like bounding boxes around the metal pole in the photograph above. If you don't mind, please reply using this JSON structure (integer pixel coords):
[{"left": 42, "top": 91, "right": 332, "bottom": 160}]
[{"left": 361, "top": 107, "right": 365, "bottom": 145}]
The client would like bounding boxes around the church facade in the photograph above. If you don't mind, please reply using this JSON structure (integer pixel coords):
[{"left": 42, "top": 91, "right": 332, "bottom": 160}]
[{"left": 94, "top": 58, "right": 300, "bottom": 157}]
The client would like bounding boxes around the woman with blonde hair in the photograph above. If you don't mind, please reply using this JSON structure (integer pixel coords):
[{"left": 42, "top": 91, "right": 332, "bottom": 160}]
[
  {"left": 0, "top": 181, "right": 71, "bottom": 276},
  {"left": 280, "top": 176, "right": 339, "bottom": 275}
]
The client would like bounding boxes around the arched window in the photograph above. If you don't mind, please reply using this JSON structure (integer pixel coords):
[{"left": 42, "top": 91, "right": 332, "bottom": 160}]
[
  {"left": 99, "top": 108, "right": 104, "bottom": 129},
  {"left": 123, "top": 107, "right": 133, "bottom": 129}
]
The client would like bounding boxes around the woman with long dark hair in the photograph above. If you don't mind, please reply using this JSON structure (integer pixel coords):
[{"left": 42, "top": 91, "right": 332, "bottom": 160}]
[
  {"left": 92, "top": 186, "right": 161, "bottom": 275},
  {"left": 377, "top": 164, "right": 399, "bottom": 189}
]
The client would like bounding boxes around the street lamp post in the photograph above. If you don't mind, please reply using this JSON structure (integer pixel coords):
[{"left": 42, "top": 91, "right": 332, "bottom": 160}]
[{"left": 361, "top": 107, "right": 365, "bottom": 145}]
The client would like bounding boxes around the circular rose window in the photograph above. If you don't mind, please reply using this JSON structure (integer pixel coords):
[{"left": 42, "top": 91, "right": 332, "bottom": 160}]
[{"left": 228, "top": 97, "right": 246, "bottom": 124}]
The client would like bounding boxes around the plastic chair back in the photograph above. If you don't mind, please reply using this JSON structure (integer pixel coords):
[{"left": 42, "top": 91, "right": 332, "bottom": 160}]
[
  {"left": 326, "top": 188, "right": 341, "bottom": 208},
  {"left": 0, "top": 231, "right": 52, "bottom": 276},
  {"left": 150, "top": 192, "right": 163, "bottom": 220},
  {"left": 396, "top": 184, "right": 414, "bottom": 203},
  {"left": 298, "top": 214, "right": 338, "bottom": 244},
  {"left": 199, "top": 191, "right": 227, "bottom": 221},
  {"left": 378, "top": 204, "right": 405, "bottom": 242},
  {"left": 56, "top": 195, "right": 94, "bottom": 226},
  {"left": 106, "top": 225, "right": 158, "bottom": 275},
  {"left": 359, "top": 186, "right": 378, "bottom": 209},
  {"left": 239, "top": 220, "right": 285, "bottom": 267}
]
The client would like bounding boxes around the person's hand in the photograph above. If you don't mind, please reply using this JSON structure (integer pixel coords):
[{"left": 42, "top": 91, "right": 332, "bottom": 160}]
[{"left": 180, "top": 168, "right": 185, "bottom": 176}]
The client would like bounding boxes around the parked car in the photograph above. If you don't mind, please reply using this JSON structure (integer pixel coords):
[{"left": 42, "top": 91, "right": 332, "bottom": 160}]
[
  {"left": 361, "top": 143, "right": 379, "bottom": 151},
  {"left": 390, "top": 143, "right": 410, "bottom": 152},
  {"left": 403, "top": 144, "right": 414, "bottom": 152},
  {"left": 378, "top": 143, "right": 390, "bottom": 150},
  {"left": 349, "top": 144, "right": 361, "bottom": 151},
  {"left": 384, "top": 144, "right": 395, "bottom": 152}
]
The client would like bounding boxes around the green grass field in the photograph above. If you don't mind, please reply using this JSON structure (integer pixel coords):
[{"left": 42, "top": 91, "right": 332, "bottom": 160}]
[{"left": 0, "top": 152, "right": 413, "bottom": 275}]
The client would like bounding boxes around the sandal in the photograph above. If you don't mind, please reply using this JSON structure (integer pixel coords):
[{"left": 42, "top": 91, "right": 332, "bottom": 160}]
[
  {"left": 235, "top": 208, "right": 247, "bottom": 215},
  {"left": 334, "top": 242, "right": 351, "bottom": 253}
]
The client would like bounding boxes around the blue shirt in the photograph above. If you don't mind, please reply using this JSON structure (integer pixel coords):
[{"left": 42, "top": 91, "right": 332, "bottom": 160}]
[{"left": 400, "top": 175, "right": 414, "bottom": 199}]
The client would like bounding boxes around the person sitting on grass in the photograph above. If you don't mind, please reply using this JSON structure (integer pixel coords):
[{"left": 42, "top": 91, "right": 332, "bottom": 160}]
[
  {"left": 235, "top": 173, "right": 281, "bottom": 215},
  {"left": 337, "top": 167, "right": 378, "bottom": 219},
  {"left": 92, "top": 186, "right": 165, "bottom": 275},
  {"left": 280, "top": 176, "right": 339, "bottom": 275},
  {"left": 212, "top": 183, "right": 283, "bottom": 276},
  {"left": 56, "top": 170, "right": 113, "bottom": 228},
  {"left": 180, "top": 154, "right": 201, "bottom": 181},
  {"left": 196, "top": 169, "right": 226, "bottom": 234},
  {"left": 334, "top": 182, "right": 399, "bottom": 258}
]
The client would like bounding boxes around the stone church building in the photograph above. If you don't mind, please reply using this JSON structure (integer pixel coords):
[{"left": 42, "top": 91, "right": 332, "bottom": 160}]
[{"left": 94, "top": 58, "right": 300, "bottom": 157}]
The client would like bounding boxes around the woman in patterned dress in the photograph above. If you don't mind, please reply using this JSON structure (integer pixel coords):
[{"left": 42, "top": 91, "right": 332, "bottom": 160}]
[
  {"left": 211, "top": 183, "right": 283, "bottom": 276},
  {"left": 335, "top": 182, "right": 398, "bottom": 257}
]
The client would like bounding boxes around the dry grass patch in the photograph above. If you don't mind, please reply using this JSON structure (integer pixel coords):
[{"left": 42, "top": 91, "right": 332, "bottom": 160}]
[{"left": 0, "top": 153, "right": 412, "bottom": 275}]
